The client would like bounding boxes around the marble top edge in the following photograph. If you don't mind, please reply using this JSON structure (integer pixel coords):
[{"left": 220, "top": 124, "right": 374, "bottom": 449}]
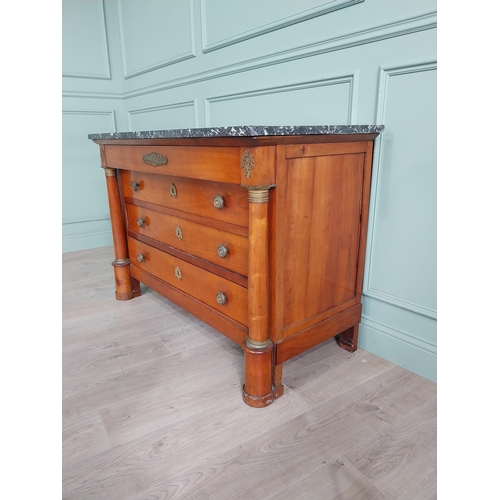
[{"left": 88, "top": 125, "right": 384, "bottom": 140}]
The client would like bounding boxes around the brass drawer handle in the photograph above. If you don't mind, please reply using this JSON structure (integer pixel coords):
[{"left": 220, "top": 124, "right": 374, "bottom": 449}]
[
  {"left": 175, "top": 225, "right": 183, "bottom": 240},
  {"left": 213, "top": 195, "right": 225, "bottom": 210},
  {"left": 170, "top": 183, "right": 177, "bottom": 198},
  {"left": 216, "top": 292, "right": 227, "bottom": 305},
  {"left": 174, "top": 266, "right": 182, "bottom": 280},
  {"left": 217, "top": 245, "right": 229, "bottom": 258},
  {"left": 137, "top": 253, "right": 146, "bottom": 263},
  {"left": 137, "top": 217, "right": 145, "bottom": 228},
  {"left": 130, "top": 181, "right": 140, "bottom": 192},
  {"left": 142, "top": 152, "right": 168, "bottom": 167}
]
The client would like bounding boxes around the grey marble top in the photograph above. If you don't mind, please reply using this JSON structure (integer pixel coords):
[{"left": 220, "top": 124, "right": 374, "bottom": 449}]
[{"left": 88, "top": 125, "right": 384, "bottom": 140}]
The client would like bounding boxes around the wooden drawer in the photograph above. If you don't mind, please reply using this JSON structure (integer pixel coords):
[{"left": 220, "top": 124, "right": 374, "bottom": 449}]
[
  {"left": 106, "top": 145, "right": 241, "bottom": 183},
  {"left": 128, "top": 238, "right": 248, "bottom": 326},
  {"left": 126, "top": 203, "right": 249, "bottom": 277},
  {"left": 121, "top": 170, "right": 248, "bottom": 228}
]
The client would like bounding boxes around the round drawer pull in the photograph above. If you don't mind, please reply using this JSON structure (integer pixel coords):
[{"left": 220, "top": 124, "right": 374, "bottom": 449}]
[
  {"left": 170, "top": 183, "right": 177, "bottom": 198},
  {"left": 137, "top": 217, "right": 145, "bottom": 228},
  {"left": 175, "top": 225, "right": 183, "bottom": 240},
  {"left": 174, "top": 266, "right": 182, "bottom": 280},
  {"left": 213, "top": 195, "right": 225, "bottom": 210},
  {"left": 130, "top": 181, "right": 140, "bottom": 192},
  {"left": 137, "top": 253, "right": 146, "bottom": 263},
  {"left": 217, "top": 245, "right": 229, "bottom": 259},
  {"left": 215, "top": 292, "right": 227, "bottom": 305}
]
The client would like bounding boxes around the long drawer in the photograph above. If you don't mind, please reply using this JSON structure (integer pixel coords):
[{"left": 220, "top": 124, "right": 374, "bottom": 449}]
[
  {"left": 128, "top": 237, "right": 248, "bottom": 326},
  {"left": 106, "top": 145, "right": 241, "bottom": 183},
  {"left": 126, "top": 203, "right": 249, "bottom": 277},
  {"left": 120, "top": 170, "right": 249, "bottom": 228}
]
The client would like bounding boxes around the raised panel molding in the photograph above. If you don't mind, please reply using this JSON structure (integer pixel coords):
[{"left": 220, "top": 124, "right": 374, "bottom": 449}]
[
  {"left": 62, "top": 0, "right": 111, "bottom": 80},
  {"left": 364, "top": 60, "right": 437, "bottom": 319},
  {"left": 118, "top": 0, "right": 196, "bottom": 79},
  {"left": 122, "top": 12, "right": 436, "bottom": 100},
  {"left": 205, "top": 75, "right": 357, "bottom": 127},
  {"left": 127, "top": 101, "right": 198, "bottom": 131},
  {"left": 201, "top": 0, "right": 364, "bottom": 53},
  {"left": 62, "top": 110, "right": 117, "bottom": 252}
]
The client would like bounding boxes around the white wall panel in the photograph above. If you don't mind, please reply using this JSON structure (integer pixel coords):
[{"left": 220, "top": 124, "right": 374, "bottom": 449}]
[
  {"left": 366, "top": 62, "right": 437, "bottom": 315},
  {"left": 201, "top": 0, "right": 363, "bottom": 52},
  {"left": 62, "top": 109, "right": 117, "bottom": 252},
  {"left": 62, "top": 0, "right": 111, "bottom": 79},
  {"left": 118, "top": 0, "right": 195, "bottom": 79},
  {"left": 128, "top": 101, "right": 197, "bottom": 131},
  {"left": 206, "top": 76, "right": 354, "bottom": 126}
]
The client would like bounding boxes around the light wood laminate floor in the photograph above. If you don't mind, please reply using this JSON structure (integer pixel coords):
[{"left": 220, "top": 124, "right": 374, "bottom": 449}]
[{"left": 62, "top": 246, "right": 437, "bottom": 500}]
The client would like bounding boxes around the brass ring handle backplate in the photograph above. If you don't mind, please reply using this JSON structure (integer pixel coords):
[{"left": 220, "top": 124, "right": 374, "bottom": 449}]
[
  {"left": 137, "top": 253, "right": 146, "bottom": 263},
  {"left": 213, "top": 195, "right": 224, "bottom": 210},
  {"left": 216, "top": 292, "right": 227, "bottom": 305},
  {"left": 130, "top": 181, "right": 140, "bottom": 192},
  {"left": 137, "top": 217, "right": 145, "bottom": 228}
]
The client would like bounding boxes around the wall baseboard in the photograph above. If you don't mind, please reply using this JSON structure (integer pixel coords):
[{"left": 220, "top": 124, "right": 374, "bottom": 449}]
[
  {"left": 63, "top": 230, "right": 113, "bottom": 253},
  {"left": 359, "top": 317, "right": 436, "bottom": 382}
]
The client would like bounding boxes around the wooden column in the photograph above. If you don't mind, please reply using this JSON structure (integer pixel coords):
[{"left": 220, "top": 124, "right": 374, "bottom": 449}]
[
  {"left": 242, "top": 187, "right": 274, "bottom": 408},
  {"left": 102, "top": 162, "right": 141, "bottom": 301}
]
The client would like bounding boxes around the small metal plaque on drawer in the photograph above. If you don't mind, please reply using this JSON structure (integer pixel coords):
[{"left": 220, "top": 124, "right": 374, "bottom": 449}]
[{"left": 142, "top": 152, "right": 168, "bottom": 167}]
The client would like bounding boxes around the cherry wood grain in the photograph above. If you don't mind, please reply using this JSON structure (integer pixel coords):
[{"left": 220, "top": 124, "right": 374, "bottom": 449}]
[
  {"left": 128, "top": 238, "right": 248, "bottom": 326},
  {"left": 120, "top": 170, "right": 249, "bottom": 228},
  {"left": 129, "top": 231, "right": 249, "bottom": 288},
  {"left": 281, "top": 153, "right": 365, "bottom": 329},
  {"left": 63, "top": 247, "right": 436, "bottom": 500},
  {"left": 106, "top": 145, "right": 241, "bottom": 183},
  {"left": 131, "top": 265, "right": 248, "bottom": 346},
  {"left": 239, "top": 145, "right": 276, "bottom": 186},
  {"left": 285, "top": 140, "right": 369, "bottom": 158},
  {"left": 276, "top": 304, "right": 362, "bottom": 364},
  {"left": 126, "top": 203, "right": 249, "bottom": 277},
  {"left": 104, "top": 170, "right": 141, "bottom": 301}
]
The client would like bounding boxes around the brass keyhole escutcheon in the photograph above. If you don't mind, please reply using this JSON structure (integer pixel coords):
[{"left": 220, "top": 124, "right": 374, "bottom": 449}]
[
  {"left": 217, "top": 245, "right": 229, "bottom": 258},
  {"left": 174, "top": 266, "right": 182, "bottom": 280},
  {"left": 170, "top": 183, "right": 177, "bottom": 198},
  {"left": 175, "top": 226, "right": 183, "bottom": 240},
  {"left": 213, "top": 195, "right": 224, "bottom": 210},
  {"left": 137, "top": 253, "right": 146, "bottom": 263},
  {"left": 216, "top": 292, "right": 227, "bottom": 305}
]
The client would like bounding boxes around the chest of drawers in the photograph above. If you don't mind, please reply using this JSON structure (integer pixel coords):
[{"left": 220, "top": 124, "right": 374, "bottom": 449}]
[{"left": 90, "top": 125, "right": 383, "bottom": 407}]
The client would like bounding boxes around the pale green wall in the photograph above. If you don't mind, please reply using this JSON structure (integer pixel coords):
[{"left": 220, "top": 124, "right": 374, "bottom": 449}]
[{"left": 62, "top": 0, "right": 437, "bottom": 381}]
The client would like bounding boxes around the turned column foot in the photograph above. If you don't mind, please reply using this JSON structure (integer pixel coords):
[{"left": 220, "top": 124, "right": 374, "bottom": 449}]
[
  {"left": 113, "top": 260, "right": 142, "bottom": 301},
  {"left": 242, "top": 340, "right": 274, "bottom": 408}
]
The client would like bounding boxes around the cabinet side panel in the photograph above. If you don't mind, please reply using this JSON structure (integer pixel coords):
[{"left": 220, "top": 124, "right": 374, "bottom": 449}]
[{"left": 282, "top": 153, "right": 365, "bottom": 330}]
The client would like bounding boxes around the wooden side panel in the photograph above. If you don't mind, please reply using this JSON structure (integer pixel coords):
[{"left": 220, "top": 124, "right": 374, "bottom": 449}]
[{"left": 282, "top": 153, "right": 365, "bottom": 332}]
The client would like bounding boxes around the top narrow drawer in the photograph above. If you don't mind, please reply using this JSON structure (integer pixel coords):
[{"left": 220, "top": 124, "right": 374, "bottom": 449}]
[{"left": 105, "top": 145, "right": 241, "bottom": 184}]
